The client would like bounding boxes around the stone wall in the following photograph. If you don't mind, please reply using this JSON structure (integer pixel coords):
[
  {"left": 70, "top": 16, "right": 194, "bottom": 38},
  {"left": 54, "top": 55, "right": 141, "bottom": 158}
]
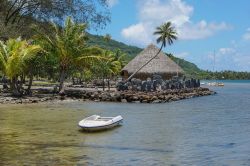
[
  {"left": 117, "top": 76, "right": 200, "bottom": 92},
  {"left": 62, "top": 87, "right": 215, "bottom": 103},
  {"left": 0, "top": 87, "right": 215, "bottom": 104}
]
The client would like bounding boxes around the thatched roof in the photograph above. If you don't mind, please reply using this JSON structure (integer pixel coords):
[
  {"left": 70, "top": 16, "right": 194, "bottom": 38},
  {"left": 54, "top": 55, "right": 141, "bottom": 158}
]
[{"left": 121, "top": 44, "right": 184, "bottom": 79}]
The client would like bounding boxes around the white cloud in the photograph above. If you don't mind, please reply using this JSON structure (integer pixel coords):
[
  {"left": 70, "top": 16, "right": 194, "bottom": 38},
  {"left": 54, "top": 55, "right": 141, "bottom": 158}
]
[
  {"left": 219, "top": 47, "right": 236, "bottom": 55},
  {"left": 121, "top": 23, "right": 152, "bottom": 45},
  {"left": 179, "top": 21, "right": 230, "bottom": 40},
  {"left": 107, "top": 0, "right": 118, "bottom": 7},
  {"left": 243, "top": 28, "right": 250, "bottom": 40},
  {"left": 121, "top": 0, "right": 230, "bottom": 46},
  {"left": 138, "top": 0, "right": 193, "bottom": 26}
]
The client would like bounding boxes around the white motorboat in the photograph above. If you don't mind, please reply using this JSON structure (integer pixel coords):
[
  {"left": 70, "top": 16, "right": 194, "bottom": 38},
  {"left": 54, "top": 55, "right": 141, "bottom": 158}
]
[
  {"left": 78, "top": 115, "right": 123, "bottom": 131},
  {"left": 207, "top": 82, "right": 224, "bottom": 86}
]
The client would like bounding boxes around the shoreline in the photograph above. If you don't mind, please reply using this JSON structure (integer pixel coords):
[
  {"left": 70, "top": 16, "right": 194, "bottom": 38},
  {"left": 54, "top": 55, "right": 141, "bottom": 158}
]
[{"left": 0, "top": 87, "right": 215, "bottom": 104}]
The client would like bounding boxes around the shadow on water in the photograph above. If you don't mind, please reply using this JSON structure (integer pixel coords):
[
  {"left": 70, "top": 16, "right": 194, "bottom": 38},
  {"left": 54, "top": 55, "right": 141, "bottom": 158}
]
[
  {"left": 77, "top": 124, "right": 123, "bottom": 133},
  {"left": 80, "top": 144, "right": 173, "bottom": 153}
]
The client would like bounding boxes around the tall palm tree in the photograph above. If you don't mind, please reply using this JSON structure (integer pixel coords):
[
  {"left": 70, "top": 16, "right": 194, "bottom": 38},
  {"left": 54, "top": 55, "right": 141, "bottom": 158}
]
[
  {"left": 126, "top": 21, "right": 178, "bottom": 81},
  {"left": 33, "top": 17, "right": 102, "bottom": 91},
  {"left": 99, "top": 50, "right": 121, "bottom": 91},
  {"left": 0, "top": 38, "right": 42, "bottom": 96},
  {"left": 114, "top": 49, "right": 128, "bottom": 68},
  {"left": 89, "top": 49, "right": 121, "bottom": 91},
  {"left": 107, "top": 51, "right": 121, "bottom": 90}
]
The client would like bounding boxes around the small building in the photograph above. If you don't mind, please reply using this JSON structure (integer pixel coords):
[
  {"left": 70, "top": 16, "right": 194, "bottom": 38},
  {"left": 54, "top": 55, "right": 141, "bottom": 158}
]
[{"left": 121, "top": 44, "right": 184, "bottom": 80}]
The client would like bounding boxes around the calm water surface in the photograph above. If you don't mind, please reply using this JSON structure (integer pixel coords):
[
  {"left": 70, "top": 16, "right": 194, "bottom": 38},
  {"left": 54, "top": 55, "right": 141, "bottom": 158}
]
[{"left": 1, "top": 81, "right": 250, "bottom": 165}]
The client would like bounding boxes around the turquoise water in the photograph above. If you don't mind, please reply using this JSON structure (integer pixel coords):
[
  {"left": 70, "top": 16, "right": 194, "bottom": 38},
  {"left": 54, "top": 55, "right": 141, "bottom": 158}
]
[{"left": 0, "top": 81, "right": 250, "bottom": 165}]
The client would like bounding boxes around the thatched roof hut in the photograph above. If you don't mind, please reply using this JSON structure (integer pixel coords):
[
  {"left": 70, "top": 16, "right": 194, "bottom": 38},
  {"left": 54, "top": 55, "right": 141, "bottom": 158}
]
[{"left": 121, "top": 44, "right": 184, "bottom": 80}]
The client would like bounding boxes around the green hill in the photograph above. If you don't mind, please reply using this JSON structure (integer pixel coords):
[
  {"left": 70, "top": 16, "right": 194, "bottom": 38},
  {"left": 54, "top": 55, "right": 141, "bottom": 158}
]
[
  {"left": 87, "top": 33, "right": 142, "bottom": 57},
  {"left": 87, "top": 33, "right": 201, "bottom": 76},
  {"left": 168, "top": 54, "right": 202, "bottom": 76}
]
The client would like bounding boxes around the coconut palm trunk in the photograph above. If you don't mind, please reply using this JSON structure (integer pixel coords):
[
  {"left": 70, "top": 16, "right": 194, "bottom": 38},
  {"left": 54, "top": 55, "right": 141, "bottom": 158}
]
[
  {"left": 72, "top": 77, "right": 76, "bottom": 85},
  {"left": 108, "top": 77, "right": 110, "bottom": 91},
  {"left": 102, "top": 75, "right": 105, "bottom": 91},
  {"left": 19, "top": 75, "right": 24, "bottom": 90},
  {"left": 2, "top": 75, "right": 8, "bottom": 89},
  {"left": 59, "top": 69, "right": 66, "bottom": 91},
  {"left": 21, "top": 74, "right": 25, "bottom": 84},
  {"left": 10, "top": 77, "right": 21, "bottom": 97},
  {"left": 27, "top": 73, "right": 33, "bottom": 94}
]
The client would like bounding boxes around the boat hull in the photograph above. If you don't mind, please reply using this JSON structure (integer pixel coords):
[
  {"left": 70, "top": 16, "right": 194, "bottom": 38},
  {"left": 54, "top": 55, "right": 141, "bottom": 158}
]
[
  {"left": 207, "top": 82, "right": 224, "bottom": 86},
  {"left": 79, "top": 119, "right": 123, "bottom": 131}
]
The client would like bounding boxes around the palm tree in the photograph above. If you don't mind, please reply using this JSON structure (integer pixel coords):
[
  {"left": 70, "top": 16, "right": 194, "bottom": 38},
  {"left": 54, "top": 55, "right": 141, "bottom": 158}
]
[
  {"left": 0, "top": 38, "right": 42, "bottom": 96},
  {"left": 24, "top": 51, "right": 45, "bottom": 94},
  {"left": 114, "top": 49, "right": 128, "bottom": 68},
  {"left": 33, "top": 17, "right": 102, "bottom": 92},
  {"left": 126, "top": 21, "right": 178, "bottom": 81},
  {"left": 104, "top": 34, "right": 112, "bottom": 43},
  {"left": 91, "top": 49, "right": 121, "bottom": 91},
  {"left": 104, "top": 51, "right": 122, "bottom": 90}
]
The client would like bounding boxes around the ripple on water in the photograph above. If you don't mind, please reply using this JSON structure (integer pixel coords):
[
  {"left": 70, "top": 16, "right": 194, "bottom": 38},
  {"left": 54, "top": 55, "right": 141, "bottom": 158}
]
[{"left": 1, "top": 82, "right": 250, "bottom": 165}]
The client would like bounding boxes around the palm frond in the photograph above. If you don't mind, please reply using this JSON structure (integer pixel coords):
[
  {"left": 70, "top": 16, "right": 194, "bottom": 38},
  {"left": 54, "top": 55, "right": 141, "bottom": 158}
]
[{"left": 153, "top": 21, "right": 178, "bottom": 48}]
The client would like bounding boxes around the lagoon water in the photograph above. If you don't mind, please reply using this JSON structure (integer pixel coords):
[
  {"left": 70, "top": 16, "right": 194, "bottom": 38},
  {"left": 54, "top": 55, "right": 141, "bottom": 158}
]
[{"left": 0, "top": 80, "right": 250, "bottom": 165}]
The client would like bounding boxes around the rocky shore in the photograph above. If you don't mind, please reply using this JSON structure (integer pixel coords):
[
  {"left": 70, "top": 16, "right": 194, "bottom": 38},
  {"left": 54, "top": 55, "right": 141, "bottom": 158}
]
[{"left": 0, "top": 87, "right": 215, "bottom": 104}]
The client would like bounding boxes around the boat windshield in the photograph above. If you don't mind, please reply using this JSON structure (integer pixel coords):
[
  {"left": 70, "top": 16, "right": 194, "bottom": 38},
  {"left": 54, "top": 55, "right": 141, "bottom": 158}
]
[{"left": 96, "top": 117, "right": 113, "bottom": 121}]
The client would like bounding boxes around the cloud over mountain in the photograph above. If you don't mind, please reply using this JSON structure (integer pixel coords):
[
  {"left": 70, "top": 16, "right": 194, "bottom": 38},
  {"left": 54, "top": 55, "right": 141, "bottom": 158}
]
[{"left": 121, "top": 0, "right": 230, "bottom": 46}]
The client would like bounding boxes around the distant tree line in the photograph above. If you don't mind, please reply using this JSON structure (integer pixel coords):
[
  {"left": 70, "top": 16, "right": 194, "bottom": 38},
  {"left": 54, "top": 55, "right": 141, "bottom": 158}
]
[
  {"left": 169, "top": 55, "right": 250, "bottom": 80},
  {"left": 196, "top": 70, "right": 250, "bottom": 80}
]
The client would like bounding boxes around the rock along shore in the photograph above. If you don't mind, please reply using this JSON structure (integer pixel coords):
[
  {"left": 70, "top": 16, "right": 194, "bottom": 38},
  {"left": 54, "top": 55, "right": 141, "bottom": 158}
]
[{"left": 0, "top": 87, "right": 215, "bottom": 104}]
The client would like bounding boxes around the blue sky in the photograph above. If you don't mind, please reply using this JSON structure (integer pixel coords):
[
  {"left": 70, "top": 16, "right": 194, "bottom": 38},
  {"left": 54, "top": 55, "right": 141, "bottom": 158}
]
[{"left": 92, "top": 0, "right": 250, "bottom": 71}]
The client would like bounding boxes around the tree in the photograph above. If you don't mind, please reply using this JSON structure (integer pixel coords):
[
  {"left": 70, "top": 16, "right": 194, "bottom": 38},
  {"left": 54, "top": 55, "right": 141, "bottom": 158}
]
[
  {"left": 95, "top": 50, "right": 121, "bottom": 91},
  {"left": 0, "top": 38, "right": 42, "bottom": 96},
  {"left": 104, "top": 34, "right": 111, "bottom": 42},
  {"left": 73, "top": 46, "right": 105, "bottom": 85},
  {"left": 126, "top": 22, "right": 178, "bottom": 81},
  {"left": 113, "top": 49, "right": 128, "bottom": 68},
  {"left": 0, "top": 0, "right": 110, "bottom": 28},
  {"left": 0, "top": 0, "right": 111, "bottom": 41},
  {"left": 23, "top": 51, "right": 47, "bottom": 94},
  {"left": 33, "top": 17, "right": 102, "bottom": 91}
]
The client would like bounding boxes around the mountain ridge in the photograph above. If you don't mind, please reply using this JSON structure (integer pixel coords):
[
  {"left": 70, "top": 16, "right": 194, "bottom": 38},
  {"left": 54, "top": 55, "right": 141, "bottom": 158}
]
[{"left": 87, "top": 33, "right": 201, "bottom": 76}]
